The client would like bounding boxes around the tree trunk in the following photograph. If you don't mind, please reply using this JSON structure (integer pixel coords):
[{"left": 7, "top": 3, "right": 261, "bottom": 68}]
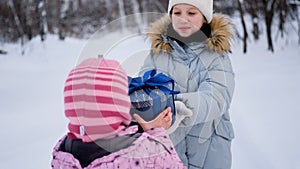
[
  {"left": 43, "top": 0, "right": 56, "bottom": 33},
  {"left": 104, "top": 0, "right": 114, "bottom": 22},
  {"left": 291, "top": 1, "right": 300, "bottom": 44},
  {"left": 36, "top": 0, "right": 48, "bottom": 41},
  {"left": 153, "top": 0, "right": 167, "bottom": 12},
  {"left": 298, "top": 6, "right": 300, "bottom": 44},
  {"left": 252, "top": 15, "right": 259, "bottom": 40},
  {"left": 249, "top": 0, "right": 259, "bottom": 40},
  {"left": 263, "top": 0, "right": 276, "bottom": 52},
  {"left": 24, "top": 0, "right": 33, "bottom": 40},
  {"left": 237, "top": 0, "right": 248, "bottom": 53},
  {"left": 278, "top": 0, "right": 288, "bottom": 38},
  {"left": 131, "top": 0, "right": 142, "bottom": 32},
  {"left": 7, "top": 0, "right": 25, "bottom": 55},
  {"left": 59, "top": 0, "right": 69, "bottom": 40},
  {"left": 140, "top": 0, "right": 148, "bottom": 24},
  {"left": 265, "top": 14, "right": 274, "bottom": 52},
  {"left": 117, "top": 0, "right": 126, "bottom": 31},
  {"left": 77, "top": 0, "right": 82, "bottom": 8}
]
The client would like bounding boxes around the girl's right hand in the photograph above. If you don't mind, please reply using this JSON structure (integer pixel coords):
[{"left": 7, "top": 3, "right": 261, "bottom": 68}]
[{"left": 133, "top": 107, "right": 172, "bottom": 131}]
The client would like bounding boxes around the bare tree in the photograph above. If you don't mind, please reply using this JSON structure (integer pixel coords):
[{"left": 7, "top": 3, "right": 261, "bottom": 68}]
[
  {"left": 78, "top": 0, "right": 82, "bottom": 8},
  {"left": 131, "top": 0, "right": 143, "bottom": 32},
  {"left": 152, "top": 0, "right": 168, "bottom": 12},
  {"left": 296, "top": 2, "right": 300, "bottom": 44},
  {"left": 289, "top": 0, "right": 300, "bottom": 44},
  {"left": 59, "top": 0, "right": 69, "bottom": 40},
  {"left": 24, "top": 0, "right": 33, "bottom": 40},
  {"left": 117, "top": 0, "right": 126, "bottom": 31},
  {"left": 237, "top": 0, "right": 248, "bottom": 53},
  {"left": 7, "top": 0, "right": 25, "bottom": 54},
  {"left": 262, "top": 0, "right": 276, "bottom": 52},
  {"left": 1, "top": 0, "right": 298, "bottom": 51},
  {"left": 245, "top": 0, "right": 260, "bottom": 40},
  {"left": 277, "top": 0, "right": 288, "bottom": 38},
  {"left": 105, "top": 0, "right": 112, "bottom": 21},
  {"left": 36, "top": 0, "right": 48, "bottom": 41}
]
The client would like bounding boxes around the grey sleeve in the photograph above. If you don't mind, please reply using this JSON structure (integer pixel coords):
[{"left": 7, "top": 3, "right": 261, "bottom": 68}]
[{"left": 178, "top": 54, "right": 235, "bottom": 125}]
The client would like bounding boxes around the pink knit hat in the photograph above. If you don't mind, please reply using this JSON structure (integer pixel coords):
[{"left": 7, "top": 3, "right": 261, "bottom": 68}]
[{"left": 64, "top": 58, "right": 131, "bottom": 142}]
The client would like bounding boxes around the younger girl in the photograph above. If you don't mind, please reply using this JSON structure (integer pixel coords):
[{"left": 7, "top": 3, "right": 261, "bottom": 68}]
[{"left": 51, "top": 58, "right": 186, "bottom": 169}]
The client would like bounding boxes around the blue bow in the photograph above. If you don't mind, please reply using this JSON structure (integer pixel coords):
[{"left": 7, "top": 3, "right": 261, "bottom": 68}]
[{"left": 128, "top": 69, "right": 180, "bottom": 95}]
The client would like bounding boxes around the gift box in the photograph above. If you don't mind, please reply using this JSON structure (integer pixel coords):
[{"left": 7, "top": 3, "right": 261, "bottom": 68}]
[{"left": 128, "top": 69, "right": 180, "bottom": 125}]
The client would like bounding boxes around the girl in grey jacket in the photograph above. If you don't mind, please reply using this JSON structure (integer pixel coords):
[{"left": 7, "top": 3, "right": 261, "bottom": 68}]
[{"left": 139, "top": 0, "right": 235, "bottom": 168}]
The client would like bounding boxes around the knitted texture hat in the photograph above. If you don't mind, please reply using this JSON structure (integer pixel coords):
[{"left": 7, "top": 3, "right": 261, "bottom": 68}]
[
  {"left": 64, "top": 58, "right": 131, "bottom": 142},
  {"left": 167, "top": 0, "right": 213, "bottom": 23}
]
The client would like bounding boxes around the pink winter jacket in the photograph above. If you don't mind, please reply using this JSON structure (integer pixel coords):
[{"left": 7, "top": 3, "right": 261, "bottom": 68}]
[{"left": 51, "top": 126, "right": 187, "bottom": 169}]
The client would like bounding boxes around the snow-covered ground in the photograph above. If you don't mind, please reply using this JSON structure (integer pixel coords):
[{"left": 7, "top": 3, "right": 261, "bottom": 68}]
[{"left": 0, "top": 18, "right": 300, "bottom": 169}]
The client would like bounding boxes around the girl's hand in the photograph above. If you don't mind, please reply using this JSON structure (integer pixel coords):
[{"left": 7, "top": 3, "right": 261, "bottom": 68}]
[{"left": 133, "top": 107, "right": 172, "bottom": 131}]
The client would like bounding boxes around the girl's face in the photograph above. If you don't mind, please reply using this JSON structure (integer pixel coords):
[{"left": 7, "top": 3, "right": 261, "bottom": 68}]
[{"left": 171, "top": 4, "right": 206, "bottom": 38}]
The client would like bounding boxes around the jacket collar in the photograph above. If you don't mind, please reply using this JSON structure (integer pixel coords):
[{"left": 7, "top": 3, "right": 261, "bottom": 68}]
[
  {"left": 147, "top": 13, "right": 234, "bottom": 55},
  {"left": 166, "top": 23, "right": 210, "bottom": 45}
]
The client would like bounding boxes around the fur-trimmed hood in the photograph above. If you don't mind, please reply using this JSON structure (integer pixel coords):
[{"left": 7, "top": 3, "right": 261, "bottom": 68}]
[{"left": 147, "top": 13, "right": 234, "bottom": 55}]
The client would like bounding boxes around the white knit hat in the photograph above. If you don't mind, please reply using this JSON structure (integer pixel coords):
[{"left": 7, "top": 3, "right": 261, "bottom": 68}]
[{"left": 167, "top": 0, "right": 213, "bottom": 23}]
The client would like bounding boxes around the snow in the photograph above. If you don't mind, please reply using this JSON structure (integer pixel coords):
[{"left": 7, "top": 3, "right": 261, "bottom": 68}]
[
  {"left": 1, "top": 18, "right": 300, "bottom": 169},
  {"left": 230, "top": 36, "right": 300, "bottom": 169}
]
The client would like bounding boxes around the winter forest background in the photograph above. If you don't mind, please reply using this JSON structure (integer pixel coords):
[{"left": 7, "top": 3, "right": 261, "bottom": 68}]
[
  {"left": 1, "top": 0, "right": 300, "bottom": 169},
  {"left": 1, "top": 0, "right": 300, "bottom": 54}
]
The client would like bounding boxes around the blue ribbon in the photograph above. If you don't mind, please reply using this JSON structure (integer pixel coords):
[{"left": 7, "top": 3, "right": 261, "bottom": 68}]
[{"left": 128, "top": 69, "right": 180, "bottom": 95}]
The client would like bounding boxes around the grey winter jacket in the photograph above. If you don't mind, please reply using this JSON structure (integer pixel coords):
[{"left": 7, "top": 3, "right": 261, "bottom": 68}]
[{"left": 139, "top": 14, "right": 235, "bottom": 168}]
